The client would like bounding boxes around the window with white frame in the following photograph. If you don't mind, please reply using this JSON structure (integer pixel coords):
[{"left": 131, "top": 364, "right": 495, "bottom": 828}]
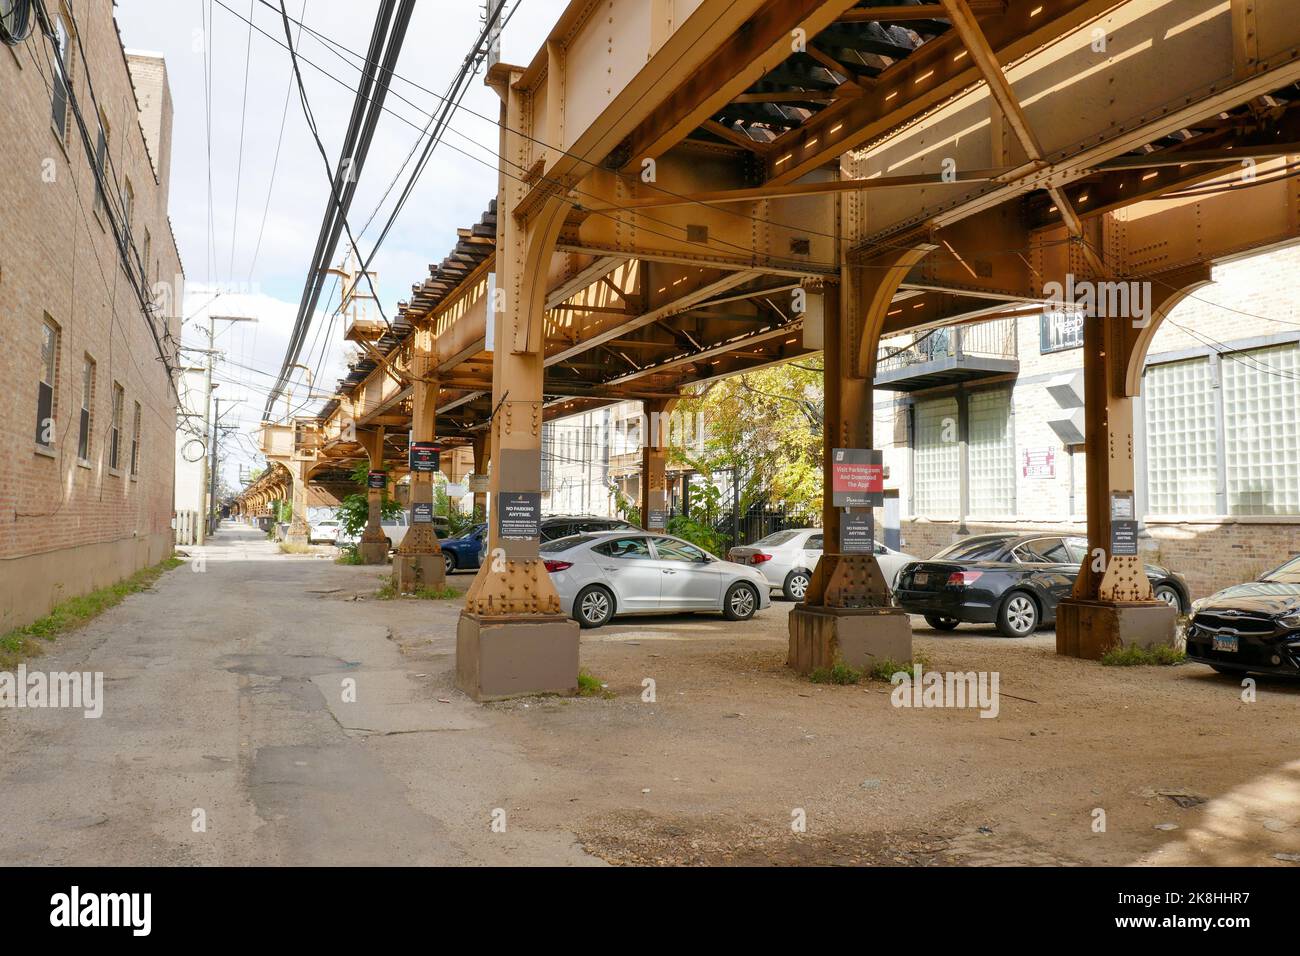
[
  {"left": 130, "top": 401, "right": 142, "bottom": 476},
  {"left": 1144, "top": 357, "right": 1218, "bottom": 515},
  {"left": 36, "top": 318, "right": 59, "bottom": 447},
  {"left": 109, "top": 382, "right": 124, "bottom": 471},
  {"left": 50, "top": 13, "right": 71, "bottom": 141},
  {"left": 913, "top": 396, "right": 959, "bottom": 517},
  {"left": 78, "top": 356, "right": 95, "bottom": 461},
  {"left": 968, "top": 387, "right": 1015, "bottom": 515},
  {"left": 1222, "top": 344, "right": 1300, "bottom": 515}
]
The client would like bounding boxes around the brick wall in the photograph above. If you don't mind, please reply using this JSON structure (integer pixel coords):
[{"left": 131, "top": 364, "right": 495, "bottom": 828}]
[{"left": 0, "top": 1, "right": 183, "bottom": 630}]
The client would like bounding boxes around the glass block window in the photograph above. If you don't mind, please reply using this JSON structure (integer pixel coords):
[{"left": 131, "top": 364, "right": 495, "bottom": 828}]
[
  {"left": 1222, "top": 344, "right": 1300, "bottom": 515},
  {"left": 1144, "top": 357, "right": 1217, "bottom": 514},
  {"left": 913, "top": 396, "right": 959, "bottom": 517},
  {"left": 968, "top": 387, "right": 1015, "bottom": 515}
]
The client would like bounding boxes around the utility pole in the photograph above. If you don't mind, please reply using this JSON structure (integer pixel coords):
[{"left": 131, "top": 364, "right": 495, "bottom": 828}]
[
  {"left": 199, "top": 314, "right": 258, "bottom": 542},
  {"left": 209, "top": 397, "right": 221, "bottom": 538}
]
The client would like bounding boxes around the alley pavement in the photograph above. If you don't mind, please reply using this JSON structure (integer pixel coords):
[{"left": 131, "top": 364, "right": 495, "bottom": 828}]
[{"left": 0, "top": 525, "right": 598, "bottom": 866}]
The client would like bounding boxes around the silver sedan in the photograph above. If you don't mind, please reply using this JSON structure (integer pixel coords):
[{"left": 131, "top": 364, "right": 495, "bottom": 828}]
[
  {"left": 540, "top": 531, "right": 771, "bottom": 628},
  {"left": 728, "top": 528, "right": 916, "bottom": 601}
]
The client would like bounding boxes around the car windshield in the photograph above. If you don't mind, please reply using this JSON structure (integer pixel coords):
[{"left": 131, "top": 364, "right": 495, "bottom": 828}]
[
  {"left": 753, "top": 530, "right": 800, "bottom": 547},
  {"left": 1261, "top": 555, "right": 1300, "bottom": 583},
  {"left": 933, "top": 536, "right": 1013, "bottom": 561},
  {"left": 539, "top": 533, "right": 601, "bottom": 554}
]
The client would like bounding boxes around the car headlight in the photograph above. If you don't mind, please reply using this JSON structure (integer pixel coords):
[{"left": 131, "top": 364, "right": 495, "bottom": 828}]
[
  {"left": 1280, "top": 611, "right": 1300, "bottom": 630},
  {"left": 1190, "top": 597, "right": 1208, "bottom": 615}
]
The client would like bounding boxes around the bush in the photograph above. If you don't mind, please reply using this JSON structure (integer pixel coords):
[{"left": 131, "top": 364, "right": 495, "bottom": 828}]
[{"left": 666, "top": 514, "right": 726, "bottom": 555}]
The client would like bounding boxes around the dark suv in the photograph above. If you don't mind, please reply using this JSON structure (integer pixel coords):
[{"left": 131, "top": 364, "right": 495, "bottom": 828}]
[{"left": 478, "top": 515, "right": 640, "bottom": 563}]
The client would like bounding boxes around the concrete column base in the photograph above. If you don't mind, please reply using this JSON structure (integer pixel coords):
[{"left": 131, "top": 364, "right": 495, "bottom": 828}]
[
  {"left": 358, "top": 540, "right": 389, "bottom": 564},
  {"left": 456, "top": 612, "right": 580, "bottom": 701},
  {"left": 1055, "top": 598, "right": 1177, "bottom": 660},
  {"left": 392, "top": 553, "right": 445, "bottom": 593},
  {"left": 788, "top": 604, "right": 912, "bottom": 675}
]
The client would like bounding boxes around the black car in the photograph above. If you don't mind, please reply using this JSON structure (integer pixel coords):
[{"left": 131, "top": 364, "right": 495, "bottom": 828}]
[
  {"left": 478, "top": 514, "right": 640, "bottom": 563},
  {"left": 1185, "top": 555, "right": 1300, "bottom": 676},
  {"left": 893, "top": 533, "right": 1189, "bottom": 637}
]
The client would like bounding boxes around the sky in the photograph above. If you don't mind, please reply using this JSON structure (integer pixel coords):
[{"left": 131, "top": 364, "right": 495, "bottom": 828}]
[{"left": 114, "top": 0, "right": 568, "bottom": 489}]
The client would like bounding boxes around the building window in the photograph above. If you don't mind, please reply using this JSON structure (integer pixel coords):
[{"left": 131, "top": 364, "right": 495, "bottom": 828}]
[
  {"left": 1222, "top": 344, "right": 1300, "bottom": 515},
  {"left": 130, "top": 401, "right": 142, "bottom": 476},
  {"left": 78, "top": 356, "right": 95, "bottom": 461},
  {"left": 1144, "top": 357, "right": 1217, "bottom": 514},
  {"left": 36, "top": 317, "right": 60, "bottom": 447},
  {"left": 109, "top": 383, "right": 124, "bottom": 471},
  {"left": 968, "top": 387, "right": 1015, "bottom": 515},
  {"left": 123, "top": 178, "right": 135, "bottom": 242},
  {"left": 913, "top": 396, "right": 959, "bottom": 517},
  {"left": 92, "top": 111, "right": 110, "bottom": 216},
  {"left": 50, "top": 13, "right": 71, "bottom": 141}
]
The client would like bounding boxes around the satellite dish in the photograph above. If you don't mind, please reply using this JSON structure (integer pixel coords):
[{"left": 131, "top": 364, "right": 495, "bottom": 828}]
[{"left": 0, "top": 0, "right": 35, "bottom": 46}]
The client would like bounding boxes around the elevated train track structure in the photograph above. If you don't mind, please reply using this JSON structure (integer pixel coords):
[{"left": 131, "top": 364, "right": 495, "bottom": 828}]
[{"left": 235, "top": 0, "right": 1300, "bottom": 698}]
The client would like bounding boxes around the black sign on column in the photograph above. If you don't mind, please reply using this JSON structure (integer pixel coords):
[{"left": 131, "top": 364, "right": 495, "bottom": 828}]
[
  {"left": 367, "top": 470, "right": 386, "bottom": 490},
  {"left": 409, "top": 441, "right": 440, "bottom": 473},
  {"left": 411, "top": 502, "right": 434, "bottom": 524},
  {"left": 840, "top": 510, "right": 876, "bottom": 554},
  {"left": 497, "top": 492, "right": 541, "bottom": 540}
]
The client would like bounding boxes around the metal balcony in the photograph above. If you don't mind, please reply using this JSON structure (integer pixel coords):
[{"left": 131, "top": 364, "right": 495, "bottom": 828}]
[{"left": 874, "top": 317, "right": 1019, "bottom": 391}]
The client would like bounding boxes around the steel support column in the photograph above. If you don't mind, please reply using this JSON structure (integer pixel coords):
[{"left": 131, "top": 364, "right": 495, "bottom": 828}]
[
  {"left": 287, "top": 460, "right": 310, "bottom": 545},
  {"left": 357, "top": 427, "right": 389, "bottom": 564},
  {"left": 471, "top": 433, "right": 488, "bottom": 519},
  {"left": 457, "top": 64, "right": 579, "bottom": 701},
  {"left": 393, "top": 324, "right": 445, "bottom": 593},
  {"left": 639, "top": 398, "right": 676, "bottom": 532},
  {"left": 788, "top": 249, "right": 930, "bottom": 673}
]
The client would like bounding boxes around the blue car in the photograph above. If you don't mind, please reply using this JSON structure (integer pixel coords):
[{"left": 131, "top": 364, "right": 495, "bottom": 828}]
[{"left": 441, "top": 523, "right": 487, "bottom": 574}]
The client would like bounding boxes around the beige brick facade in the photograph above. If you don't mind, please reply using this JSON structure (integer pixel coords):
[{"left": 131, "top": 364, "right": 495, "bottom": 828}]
[{"left": 0, "top": 2, "right": 182, "bottom": 630}]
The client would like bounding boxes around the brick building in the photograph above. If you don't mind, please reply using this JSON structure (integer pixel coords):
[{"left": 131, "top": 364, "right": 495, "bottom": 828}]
[
  {"left": 0, "top": 2, "right": 183, "bottom": 629},
  {"left": 874, "top": 245, "right": 1300, "bottom": 600}
]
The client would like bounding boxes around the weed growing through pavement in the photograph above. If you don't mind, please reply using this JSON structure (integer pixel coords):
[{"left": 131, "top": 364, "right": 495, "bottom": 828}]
[
  {"left": 577, "top": 669, "right": 613, "bottom": 698},
  {"left": 0, "top": 555, "right": 183, "bottom": 668},
  {"left": 1101, "top": 644, "right": 1186, "bottom": 666},
  {"left": 334, "top": 545, "right": 363, "bottom": 565}
]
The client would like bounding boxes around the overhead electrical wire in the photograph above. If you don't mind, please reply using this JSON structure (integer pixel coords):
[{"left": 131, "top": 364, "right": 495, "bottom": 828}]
[{"left": 261, "top": 0, "right": 412, "bottom": 419}]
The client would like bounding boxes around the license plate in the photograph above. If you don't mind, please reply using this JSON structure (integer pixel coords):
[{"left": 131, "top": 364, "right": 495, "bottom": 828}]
[
  {"left": 1212, "top": 634, "right": 1239, "bottom": 653},
  {"left": 913, "top": 572, "right": 929, "bottom": 586}
]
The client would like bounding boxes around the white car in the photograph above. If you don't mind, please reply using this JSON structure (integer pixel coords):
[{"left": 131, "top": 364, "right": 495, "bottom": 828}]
[
  {"left": 728, "top": 528, "right": 916, "bottom": 601},
  {"left": 337, "top": 513, "right": 409, "bottom": 550},
  {"left": 540, "top": 531, "right": 772, "bottom": 628},
  {"left": 308, "top": 519, "right": 342, "bottom": 545}
]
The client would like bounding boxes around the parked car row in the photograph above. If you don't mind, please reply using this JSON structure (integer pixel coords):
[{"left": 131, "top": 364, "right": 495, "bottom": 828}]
[{"left": 315, "top": 507, "right": 1300, "bottom": 678}]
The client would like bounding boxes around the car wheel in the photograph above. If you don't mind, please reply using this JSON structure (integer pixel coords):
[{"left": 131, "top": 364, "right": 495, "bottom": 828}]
[
  {"left": 384, "top": 537, "right": 393, "bottom": 550},
  {"left": 723, "top": 582, "right": 759, "bottom": 621},
  {"left": 1154, "top": 583, "right": 1182, "bottom": 612},
  {"left": 783, "top": 570, "right": 811, "bottom": 602},
  {"left": 574, "top": 585, "right": 614, "bottom": 629},
  {"left": 997, "top": 591, "right": 1039, "bottom": 638},
  {"left": 443, "top": 551, "right": 456, "bottom": 574},
  {"left": 924, "top": 614, "right": 960, "bottom": 632}
]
